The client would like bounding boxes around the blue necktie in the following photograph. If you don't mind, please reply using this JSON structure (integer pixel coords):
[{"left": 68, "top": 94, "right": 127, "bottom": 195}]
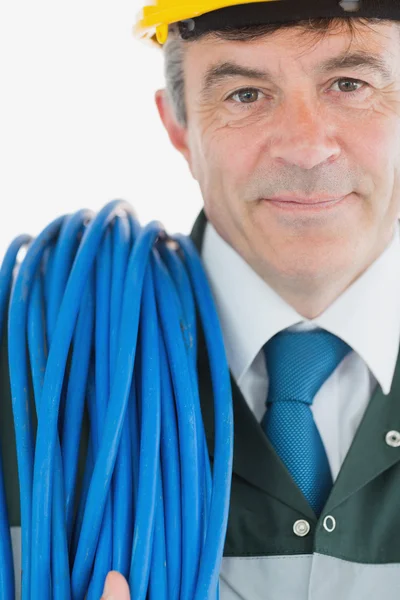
[{"left": 261, "top": 329, "right": 352, "bottom": 517}]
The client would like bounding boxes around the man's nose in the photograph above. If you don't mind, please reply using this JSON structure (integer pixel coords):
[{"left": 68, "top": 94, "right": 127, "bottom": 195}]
[{"left": 269, "top": 95, "right": 341, "bottom": 170}]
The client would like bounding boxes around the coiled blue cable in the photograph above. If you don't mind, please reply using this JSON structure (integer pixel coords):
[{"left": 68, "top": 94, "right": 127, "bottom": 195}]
[{"left": 0, "top": 199, "right": 233, "bottom": 598}]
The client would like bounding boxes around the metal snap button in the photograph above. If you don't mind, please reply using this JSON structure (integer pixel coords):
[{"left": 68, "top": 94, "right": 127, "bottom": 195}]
[
  {"left": 323, "top": 515, "right": 336, "bottom": 533},
  {"left": 293, "top": 519, "right": 310, "bottom": 537},
  {"left": 385, "top": 431, "right": 400, "bottom": 448}
]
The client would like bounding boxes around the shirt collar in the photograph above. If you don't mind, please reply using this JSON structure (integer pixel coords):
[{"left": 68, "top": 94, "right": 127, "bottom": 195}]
[{"left": 201, "top": 220, "right": 400, "bottom": 395}]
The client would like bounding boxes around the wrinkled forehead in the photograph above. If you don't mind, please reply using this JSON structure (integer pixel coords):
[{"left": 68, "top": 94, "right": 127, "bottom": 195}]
[{"left": 182, "top": 20, "right": 400, "bottom": 90}]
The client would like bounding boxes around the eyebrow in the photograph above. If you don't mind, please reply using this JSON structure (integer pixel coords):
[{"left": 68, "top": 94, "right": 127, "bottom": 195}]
[{"left": 200, "top": 51, "right": 394, "bottom": 101}]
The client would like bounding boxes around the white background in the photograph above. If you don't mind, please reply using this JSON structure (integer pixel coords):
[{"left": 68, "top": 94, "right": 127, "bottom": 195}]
[{"left": 0, "top": 0, "right": 203, "bottom": 260}]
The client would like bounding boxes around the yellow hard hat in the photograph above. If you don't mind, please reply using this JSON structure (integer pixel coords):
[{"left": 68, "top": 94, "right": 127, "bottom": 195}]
[
  {"left": 132, "top": 0, "right": 399, "bottom": 48},
  {"left": 133, "top": 0, "right": 275, "bottom": 47}
]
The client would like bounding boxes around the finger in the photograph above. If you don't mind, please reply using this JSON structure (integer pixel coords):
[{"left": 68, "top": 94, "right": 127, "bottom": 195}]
[{"left": 101, "top": 570, "right": 131, "bottom": 600}]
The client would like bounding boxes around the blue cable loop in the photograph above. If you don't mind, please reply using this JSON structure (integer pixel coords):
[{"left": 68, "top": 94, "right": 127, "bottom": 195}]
[
  {"left": 110, "top": 216, "right": 134, "bottom": 578},
  {"left": 152, "top": 244, "right": 204, "bottom": 600},
  {"left": 129, "top": 255, "right": 162, "bottom": 600},
  {"left": 0, "top": 234, "right": 31, "bottom": 600},
  {"left": 43, "top": 241, "right": 56, "bottom": 331},
  {"left": 70, "top": 355, "right": 96, "bottom": 566},
  {"left": 62, "top": 271, "right": 94, "bottom": 545},
  {"left": 48, "top": 210, "right": 94, "bottom": 546},
  {"left": 0, "top": 200, "right": 233, "bottom": 598},
  {"left": 173, "top": 233, "right": 234, "bottom": 600},
  {"left": 156, "top": 239, "right": 213, "bottom": 575},
  {"left": 27, "top": 270, "right": 71, "bottom": 600},
  {"left": 85, "top": 227, "right": 114, "bottom": 600},
  {"left": 157, "top": 241, "right": 212, "bottom": 562},
  {"left": 8, "top": 215, "right": 66, "bottom": 600},
  {"left": 158, "top": 326, "right": 181, "bottom": 600}
]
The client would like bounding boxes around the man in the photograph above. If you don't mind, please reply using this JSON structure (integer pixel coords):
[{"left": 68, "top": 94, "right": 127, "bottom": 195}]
[
  {"left": 95, "top": 1, "right": 400, "bottom": 597},
  {"left": 1, "top": 0, "right": 399, "bottom": 598},
  {"left": 100, "top": 0, "right": 400, "bottom": 597}
]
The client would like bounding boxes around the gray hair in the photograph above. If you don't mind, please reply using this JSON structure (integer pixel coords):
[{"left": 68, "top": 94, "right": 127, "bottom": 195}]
[{"left": 163, "top": 17, "right": 398, "bottom": 128}]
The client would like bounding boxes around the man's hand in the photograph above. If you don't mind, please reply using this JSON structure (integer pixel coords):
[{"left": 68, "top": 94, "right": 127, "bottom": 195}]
[{"left": 101, "top": 570, "right": 131, "bottom": 599}]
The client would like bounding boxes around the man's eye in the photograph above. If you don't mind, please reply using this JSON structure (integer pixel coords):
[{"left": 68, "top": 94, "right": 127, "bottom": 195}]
[
  {"left": 226, "top": 88, "right": 265, "bottom": 105},
  {"left": 329, "top": 77, "right": 367, "bottom": 96}
]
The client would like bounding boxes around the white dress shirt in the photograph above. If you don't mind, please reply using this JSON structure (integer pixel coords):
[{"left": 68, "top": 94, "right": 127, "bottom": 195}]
[{"left": 200, "top": 219, "right": 400, "bottom": 481}]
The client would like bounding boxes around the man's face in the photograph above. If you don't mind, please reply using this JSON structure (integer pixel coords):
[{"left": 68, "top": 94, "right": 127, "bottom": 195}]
[{"left": 157, "top": 22, "right": 400, "bottom": 297}]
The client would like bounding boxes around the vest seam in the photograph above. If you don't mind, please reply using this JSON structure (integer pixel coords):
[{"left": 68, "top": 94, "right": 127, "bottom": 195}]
[{"left": 316, "top": 548, "right": 400, "bottom": 566}]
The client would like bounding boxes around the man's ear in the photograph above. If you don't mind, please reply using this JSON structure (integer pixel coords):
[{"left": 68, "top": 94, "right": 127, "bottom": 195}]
[{"left": 154, "top": 89, "right": 191, "bottom": 166}]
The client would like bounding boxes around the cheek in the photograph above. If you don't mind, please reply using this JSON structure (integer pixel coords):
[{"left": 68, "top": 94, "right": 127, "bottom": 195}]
[
  {"left": 352, "top": 109, "right": 400, "bottom": 179},
  {"left": 358, "top": 123, "right": 400, "bottom": 218},
  {"left": 200, "top": 124, "right": 262, "bottom": 196}
]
